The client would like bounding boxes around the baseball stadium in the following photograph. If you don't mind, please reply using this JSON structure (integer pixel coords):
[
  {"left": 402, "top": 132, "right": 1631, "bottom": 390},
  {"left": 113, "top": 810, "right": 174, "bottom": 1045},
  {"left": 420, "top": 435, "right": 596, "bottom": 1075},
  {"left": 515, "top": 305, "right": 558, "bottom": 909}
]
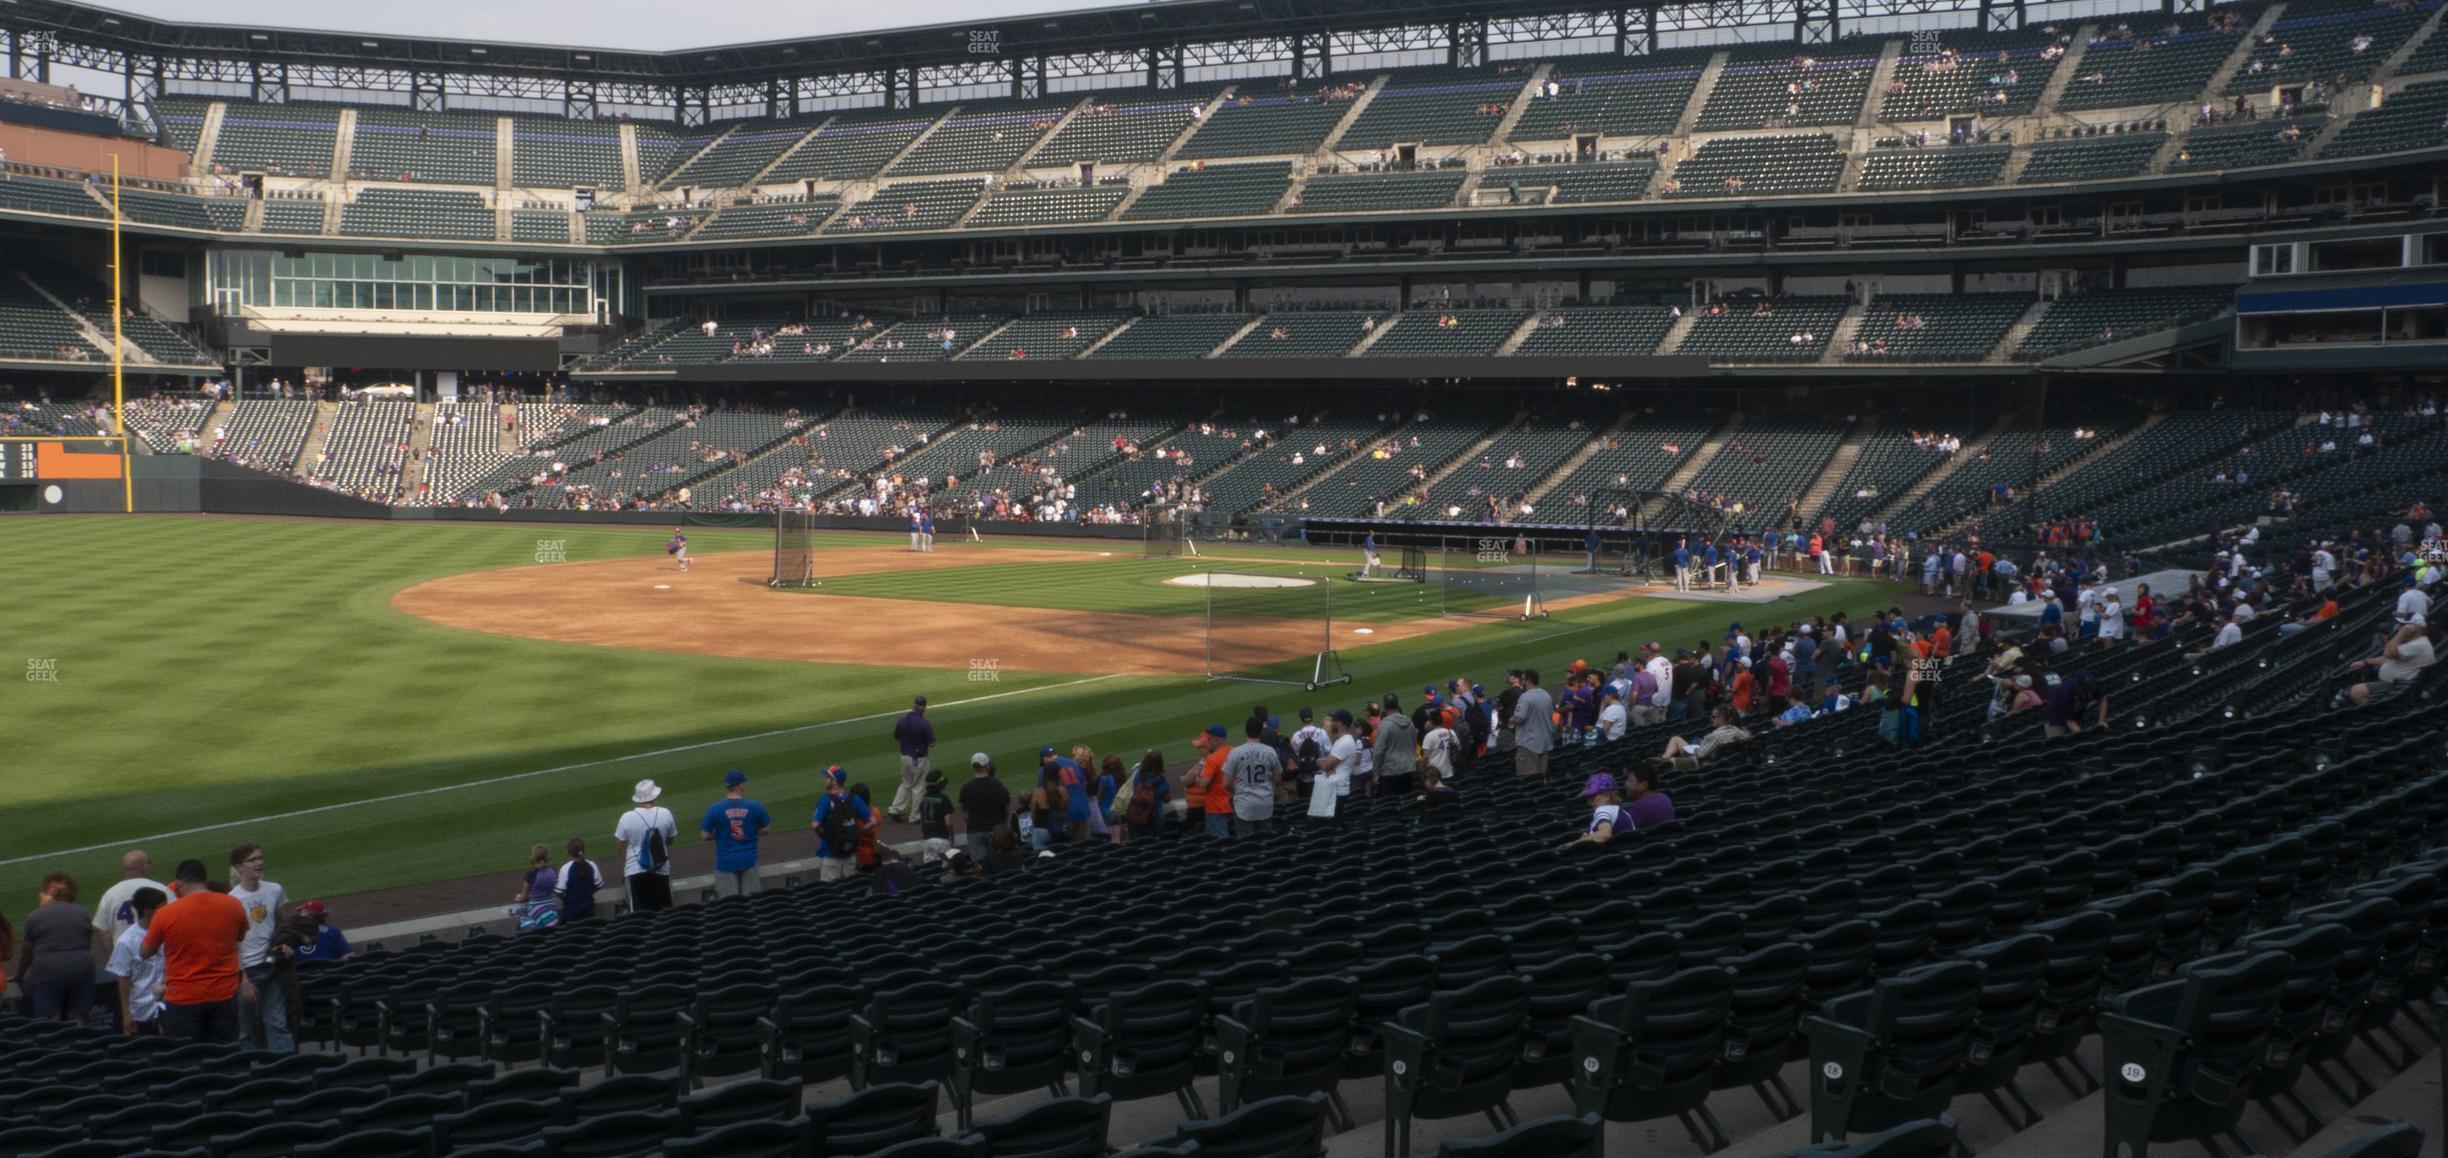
[{"left": 0, "top": 0, "right": 2445, "bottom": 1152}]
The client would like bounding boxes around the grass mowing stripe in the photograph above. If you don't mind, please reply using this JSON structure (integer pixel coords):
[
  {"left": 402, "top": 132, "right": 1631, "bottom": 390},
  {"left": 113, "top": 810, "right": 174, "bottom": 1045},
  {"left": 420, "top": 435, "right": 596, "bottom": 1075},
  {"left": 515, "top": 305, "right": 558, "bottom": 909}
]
[{"left": 0, "top": 673, "right": 1125, "bottom": 868}]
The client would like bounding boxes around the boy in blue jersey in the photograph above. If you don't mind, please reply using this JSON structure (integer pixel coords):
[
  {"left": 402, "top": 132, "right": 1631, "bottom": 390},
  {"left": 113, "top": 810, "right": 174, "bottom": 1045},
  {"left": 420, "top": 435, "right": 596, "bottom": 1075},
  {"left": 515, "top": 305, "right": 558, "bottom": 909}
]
[{"left": 701, "top": 770, "right": 772, "bottom": 897}]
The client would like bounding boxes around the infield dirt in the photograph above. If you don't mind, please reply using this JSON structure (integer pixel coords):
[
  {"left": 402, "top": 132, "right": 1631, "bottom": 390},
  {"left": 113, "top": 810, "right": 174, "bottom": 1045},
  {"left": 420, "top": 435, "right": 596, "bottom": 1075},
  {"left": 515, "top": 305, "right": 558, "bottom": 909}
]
[{"left": 393, "top": 547, "right": 1495, "bottom": 675}]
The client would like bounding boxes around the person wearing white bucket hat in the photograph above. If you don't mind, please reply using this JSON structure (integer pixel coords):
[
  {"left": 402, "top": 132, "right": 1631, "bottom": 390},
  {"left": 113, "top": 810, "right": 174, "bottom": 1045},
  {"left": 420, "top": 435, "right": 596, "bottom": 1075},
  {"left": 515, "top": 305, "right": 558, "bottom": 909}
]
[{"left": 614, "top": 779, "right": 678, "bottom": 912}]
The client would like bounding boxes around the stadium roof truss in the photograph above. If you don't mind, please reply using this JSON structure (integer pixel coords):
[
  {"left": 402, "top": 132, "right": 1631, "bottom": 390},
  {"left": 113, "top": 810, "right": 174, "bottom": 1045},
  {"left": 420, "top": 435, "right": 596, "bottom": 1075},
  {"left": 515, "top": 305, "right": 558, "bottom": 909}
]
[{"left": 4, "top": 0, "right": 2026, "bottom": 130}]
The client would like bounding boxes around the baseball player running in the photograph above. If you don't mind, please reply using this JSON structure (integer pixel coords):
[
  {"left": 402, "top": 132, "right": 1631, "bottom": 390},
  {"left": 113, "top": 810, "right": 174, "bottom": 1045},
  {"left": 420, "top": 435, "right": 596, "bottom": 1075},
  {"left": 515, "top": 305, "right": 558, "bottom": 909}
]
[
  {"left": 666, "top": 530, "right": 690, "bottom": 572},
  {"left": 1361, "top": 532, "right": 1380, "bottom": 577}
]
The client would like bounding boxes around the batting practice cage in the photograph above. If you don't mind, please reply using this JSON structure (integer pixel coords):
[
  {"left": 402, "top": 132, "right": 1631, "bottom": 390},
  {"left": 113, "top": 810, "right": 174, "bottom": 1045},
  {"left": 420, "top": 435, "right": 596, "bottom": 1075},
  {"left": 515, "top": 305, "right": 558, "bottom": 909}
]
[
  {"left": 1199, "top": 571, "right": 1352, "bottom": 691},
  {"left": 1143, "top": 503, "right": 1202, "bottom": 559},
  {"left": 1439, "top": 535, "right": 1549, "bottom": 620},
  {"left": 772, "top": 509, "right": 816, "bottom": 586}
]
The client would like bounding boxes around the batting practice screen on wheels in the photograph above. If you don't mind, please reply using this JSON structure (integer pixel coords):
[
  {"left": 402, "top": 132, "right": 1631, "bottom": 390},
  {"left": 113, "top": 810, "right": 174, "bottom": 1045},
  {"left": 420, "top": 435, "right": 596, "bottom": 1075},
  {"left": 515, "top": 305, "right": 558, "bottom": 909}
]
[{"left": 773, "top": 510, "right": 816, "bottom": 586}]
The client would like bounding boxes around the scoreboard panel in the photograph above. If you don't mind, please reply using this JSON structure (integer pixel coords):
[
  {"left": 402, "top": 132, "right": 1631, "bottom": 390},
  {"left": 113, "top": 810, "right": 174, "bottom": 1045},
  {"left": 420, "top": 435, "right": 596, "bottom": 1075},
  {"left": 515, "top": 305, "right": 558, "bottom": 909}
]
[{"left": 0, "top": 442, "right": 35, "bottom": 481}]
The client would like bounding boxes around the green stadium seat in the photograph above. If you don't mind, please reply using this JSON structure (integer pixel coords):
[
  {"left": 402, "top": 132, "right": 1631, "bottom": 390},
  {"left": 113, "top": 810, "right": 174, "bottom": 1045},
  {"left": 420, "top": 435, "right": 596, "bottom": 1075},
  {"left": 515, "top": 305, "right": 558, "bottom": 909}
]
[
  {"left": 1122, "top": 162, "right": 1294, "bottom": 220},
  {"left": 1696, "top": 43, "right": 1883, "bottom": 132},
  {"left": 1666, "top": 135, "right": 1845, "bottom": 197}
]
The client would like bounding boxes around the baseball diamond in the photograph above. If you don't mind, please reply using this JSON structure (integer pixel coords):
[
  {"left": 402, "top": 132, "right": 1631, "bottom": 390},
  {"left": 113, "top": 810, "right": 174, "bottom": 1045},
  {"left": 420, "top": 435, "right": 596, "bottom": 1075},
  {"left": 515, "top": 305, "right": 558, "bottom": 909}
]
[{"left": 1, "top": 0, "right": 2444, "bottom": 1150}]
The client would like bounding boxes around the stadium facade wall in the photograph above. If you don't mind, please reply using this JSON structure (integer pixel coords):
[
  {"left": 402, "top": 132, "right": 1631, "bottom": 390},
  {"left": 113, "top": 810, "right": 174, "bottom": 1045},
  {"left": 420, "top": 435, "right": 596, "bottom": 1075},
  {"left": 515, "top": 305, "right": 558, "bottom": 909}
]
[{"left": 0, "top": 121, "right": 188, "bottom": 180}]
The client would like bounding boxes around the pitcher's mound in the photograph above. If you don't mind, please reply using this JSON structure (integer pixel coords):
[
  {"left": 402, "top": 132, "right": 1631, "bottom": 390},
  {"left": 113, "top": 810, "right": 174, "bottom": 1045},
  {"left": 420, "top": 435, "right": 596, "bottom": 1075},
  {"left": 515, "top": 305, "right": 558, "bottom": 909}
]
[{"left": 1163, "top": 573, "right": 1318, "bottom": 589}]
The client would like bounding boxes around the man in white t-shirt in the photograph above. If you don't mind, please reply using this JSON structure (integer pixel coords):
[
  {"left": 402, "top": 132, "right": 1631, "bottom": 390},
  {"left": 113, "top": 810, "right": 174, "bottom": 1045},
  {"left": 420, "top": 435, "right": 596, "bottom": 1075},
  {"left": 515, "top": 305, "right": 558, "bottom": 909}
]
[
  {"left": 1596, "top": 690, "right": 1628, "bottom": 742},
  {"left": 2188, "top": 611, "right": 2244, "bottom": 658},
  {"left": 1320, "top": 711, "right": 1362, "bottom": 799},
  {"left": 615, "top": 779, "right": 680, "bottom": 913},
  {"left": 227, "top": 843, "right": 291, "bottom": 1052},
  {"left": 2096, "top": 588, "right": 2127, "bottom": 643},
  {"left": 2345, "top": 622, "right": 2435, "bottom": 704},
  {"left": 2399, "top": 576, "right": 2434, "bottom": 624},
  {"left": 106, "top": 886, "right": 171, "bottom": 1036},
  {"left": 91, "top": 848, "right": 165, "bottom": 945}
]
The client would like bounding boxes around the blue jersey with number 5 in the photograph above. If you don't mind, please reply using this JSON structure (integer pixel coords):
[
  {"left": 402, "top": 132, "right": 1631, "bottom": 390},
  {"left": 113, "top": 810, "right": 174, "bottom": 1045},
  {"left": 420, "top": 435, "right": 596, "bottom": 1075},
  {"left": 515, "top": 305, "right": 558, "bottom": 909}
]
[{"left": 703, "top": 799, "right": 771, "bottom": 873}]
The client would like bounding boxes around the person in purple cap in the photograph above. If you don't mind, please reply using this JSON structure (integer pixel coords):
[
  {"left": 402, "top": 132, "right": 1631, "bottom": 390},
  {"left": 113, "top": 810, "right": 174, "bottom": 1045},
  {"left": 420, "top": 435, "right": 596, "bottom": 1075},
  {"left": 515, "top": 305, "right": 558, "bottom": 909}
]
[{"left": 1574, "top": 774, "right": 1626, "bottom": 843}]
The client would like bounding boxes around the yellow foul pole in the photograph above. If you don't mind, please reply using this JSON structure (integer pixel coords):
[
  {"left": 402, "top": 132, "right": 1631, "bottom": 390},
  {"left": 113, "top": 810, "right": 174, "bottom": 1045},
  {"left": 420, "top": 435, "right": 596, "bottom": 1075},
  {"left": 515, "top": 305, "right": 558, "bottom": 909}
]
[{"left": 112, "top": 155, "right": 130, "bottom": 513}]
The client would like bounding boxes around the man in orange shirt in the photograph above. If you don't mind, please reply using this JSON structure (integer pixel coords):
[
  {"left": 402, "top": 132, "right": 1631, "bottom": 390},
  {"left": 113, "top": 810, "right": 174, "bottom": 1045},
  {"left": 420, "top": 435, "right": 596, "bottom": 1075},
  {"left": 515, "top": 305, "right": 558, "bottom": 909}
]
[
  {"left": 1183, "top": 724, "right": 1233, "bottom": 839},
  {"left": 1929, "top": 621, "right": 1953, "bottom": 659},
  {"left": 141, "top": 858, "right": 249, "bottom": 1043}
]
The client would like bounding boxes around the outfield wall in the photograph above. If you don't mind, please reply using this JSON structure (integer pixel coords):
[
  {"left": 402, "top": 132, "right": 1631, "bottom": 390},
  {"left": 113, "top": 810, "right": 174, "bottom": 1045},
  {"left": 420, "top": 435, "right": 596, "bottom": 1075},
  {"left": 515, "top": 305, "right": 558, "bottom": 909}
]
[{"left": 19, "top": 457, "right": 1154, "bottom": 541}]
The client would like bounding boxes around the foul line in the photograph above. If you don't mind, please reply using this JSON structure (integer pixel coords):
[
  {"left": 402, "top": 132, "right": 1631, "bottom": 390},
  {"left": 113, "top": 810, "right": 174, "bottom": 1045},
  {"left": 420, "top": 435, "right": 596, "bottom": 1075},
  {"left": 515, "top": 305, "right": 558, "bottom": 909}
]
[{"left": 2, "top": 674, "right": 1125, "bottom": 868}]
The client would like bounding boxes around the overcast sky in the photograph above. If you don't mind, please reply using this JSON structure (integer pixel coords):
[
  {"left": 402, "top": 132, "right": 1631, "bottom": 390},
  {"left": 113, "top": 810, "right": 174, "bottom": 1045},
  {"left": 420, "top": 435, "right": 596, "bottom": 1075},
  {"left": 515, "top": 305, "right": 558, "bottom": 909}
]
[{"left": 103, "top": 0, "right": 1101, "bottom": 52}]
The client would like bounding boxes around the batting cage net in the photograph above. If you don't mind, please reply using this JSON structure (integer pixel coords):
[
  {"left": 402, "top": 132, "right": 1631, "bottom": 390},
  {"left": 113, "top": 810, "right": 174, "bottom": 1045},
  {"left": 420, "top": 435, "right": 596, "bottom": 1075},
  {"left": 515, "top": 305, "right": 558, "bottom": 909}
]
[
  {"left": 1440, "top": 535, "right": 1549, "bottom": 620},
  {"left": 1201, "top": 571, "right": 1352, "bottom": 691},
  {"left": 1143, "top": 504, "right": 1201, "bottom": 559},
  {"left": 772, "top": 509, "right": 816, "bottom": 586}
]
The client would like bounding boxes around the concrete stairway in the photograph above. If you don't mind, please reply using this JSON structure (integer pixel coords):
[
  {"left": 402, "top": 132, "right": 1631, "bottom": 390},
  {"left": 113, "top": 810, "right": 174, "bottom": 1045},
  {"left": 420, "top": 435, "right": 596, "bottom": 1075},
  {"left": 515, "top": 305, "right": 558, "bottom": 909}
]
[
  {"left": 1674, "top": 52, "right": 1731, "bottom": 136},
  {"left": 1493, "top": 313, "right": 1542, "bottom": 356},
  {"left": 1270, "top": 416, "right": 1417, "bottom": 508},
  {"left": 1490, "top": 64, "right": 1554, "bottom": 144},
  {"left": 876, "top": 107, "right": 959, "bottom": 177},
  {"left": 494, "top": 117, "right": 514, "bottom": 191},
  {"left": 617, "top": 122, "right": 643, "bottom": 191},
  {"left": 1642, "top": 411, "right": 1740, "bottom": 519},
  {"left": 329, "top": 108, "right": 358, "bottom": 180},
  {"left": 2378, "top": 1, "right": 2448, "bottom": 77},
  {"left": 1205, "top": 315, "right": 1265, "bottom": 357},
  {"left": 198, "top": 400, "right": 232, "bottom": 445},
  {"left": 2201, "top": 6, "right": 2290, "bottom": 101},
  {"left": 1866, "top": 412, "right": 2013, "bottom": 527},
  {"left": 1345, "top": 313, "right": 1401, "bottom": 356},
  {"left": 1404, "top": 414, "right": 1524, "bottom": 512},
  {"left": 1657, "top": 309, "right": 1702, "bottom": 355},
  {"left": 1795, "top": 412, "right": 1876, "bottom": 514},
  {"left": 744, "top": 117, "right": 834, "bottom": 189},
  {"left": 1076, "top": 318, "right": 1137, "bottom": 358},
  {"left": 658, "top": 124, "right": 739, "bottom": 190},
  {"left": 1989, "top": 298, "right": 2054, "bottom": 362},
  {"left": 1012, "top": 99, "right": 1092, "bottom": 171},
  {"left": 1925, "top": 414, "right": 2164, "bottom": 537},
  {"left": 17, "top": 274, "right": 145, "bottom": 365},
  {"left": 2031, "top": 24, "right": 2098, "bottom": 119},
  {"left": 1157, "top": 89, "right": 1239, "bottom": 164},
  {"left": 1523, "top": 413, "right": 1629, "bottom": 505},
  {"left": 1316, "top": 75, "right": 1390, "bottom": 154},
  {"left": 1818, "top": 299, "right": 1872, "bottom": 364},
  {"left": 192, "top": 101, "right": 228, "bottom": 172},
  {"left": 1858, "top": 40, "right": 1908, "bottom": 129},
  {"left": 292, "top": 400, "right": 340, "bottom": 478},
  {"left": 399, "top": 402, "right": 437, "bottom": 499}
]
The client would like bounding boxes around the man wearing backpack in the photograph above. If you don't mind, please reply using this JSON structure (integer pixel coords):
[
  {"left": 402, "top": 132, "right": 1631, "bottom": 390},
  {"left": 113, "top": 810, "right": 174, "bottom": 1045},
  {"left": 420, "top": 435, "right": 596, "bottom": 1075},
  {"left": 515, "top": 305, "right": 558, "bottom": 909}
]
[
  {"left": 811, "top": 766, "right": 871, "bottom": 882},
  {"left": 614, "top": 779, "right": 678, "bottom": 912},
  {"left": 1285, "top": 708, "right": 1328, "bottom": 799}
]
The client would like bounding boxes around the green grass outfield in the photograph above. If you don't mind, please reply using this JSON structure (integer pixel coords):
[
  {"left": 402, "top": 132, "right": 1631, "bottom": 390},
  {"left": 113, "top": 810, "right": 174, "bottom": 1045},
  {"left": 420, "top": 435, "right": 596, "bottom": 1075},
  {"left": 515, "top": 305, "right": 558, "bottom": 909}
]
[{"left": 0, "top": 516, "right": 1880, "bottom": 905}]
